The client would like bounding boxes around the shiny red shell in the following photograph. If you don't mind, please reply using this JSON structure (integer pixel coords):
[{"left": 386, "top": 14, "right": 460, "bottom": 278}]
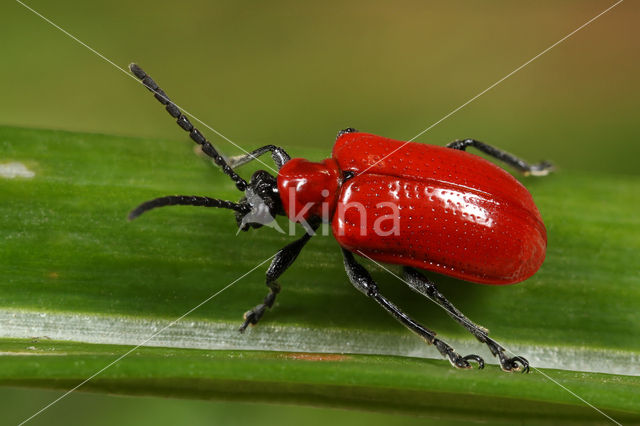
[{"left": 278, "top": 132, "right": 546, "bottom": 285}]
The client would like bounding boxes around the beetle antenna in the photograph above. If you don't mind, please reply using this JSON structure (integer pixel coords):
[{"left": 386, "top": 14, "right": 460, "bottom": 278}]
[
  {"left": 129, "top": 63, "right": 248, "bottom": 191},
  {"left": 128, "top": 195, "right": 249, "bottom": 221}
]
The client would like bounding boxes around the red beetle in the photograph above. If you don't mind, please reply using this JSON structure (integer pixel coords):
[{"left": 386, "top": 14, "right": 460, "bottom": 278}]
[{"left": 129, "top": 64, "right": 551, "bottom": 372}]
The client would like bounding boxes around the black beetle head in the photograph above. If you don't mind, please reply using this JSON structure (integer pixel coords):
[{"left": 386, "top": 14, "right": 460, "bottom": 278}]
[{"left": 235, "top": 170, "right": 284, "bottom": 231}]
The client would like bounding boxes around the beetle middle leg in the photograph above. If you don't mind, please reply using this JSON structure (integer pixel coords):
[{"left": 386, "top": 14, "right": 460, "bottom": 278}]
[
  {"left": 446, "top": 139, "right": 553, "bottom": 176},
  {"left": 342, "top": 249, "right": 484, "bottom": 370},
  {"left": 239, "top": 222, "right": 319, "bottom": 332},
  {"left": 403, "top": 267, "right": 529, "bottom": 373}
]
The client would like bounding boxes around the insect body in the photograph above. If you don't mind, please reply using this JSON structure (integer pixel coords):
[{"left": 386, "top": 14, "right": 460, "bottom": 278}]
[
  {"left": 281, "top": 134, "right": 547, "bottom": 284},
  {"left": 129, "top": 64, "right": 552, "bottom": 372}
]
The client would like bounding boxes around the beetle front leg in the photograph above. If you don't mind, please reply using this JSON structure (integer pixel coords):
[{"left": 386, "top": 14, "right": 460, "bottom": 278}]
[
  {"left": 239, "top": 223, "right": 319, "bottom": 332},
  {"left": 239, "top": 280, "right": 281, "bottom": 332},
  {"left": 342, "top": 250, "right": 484, "bottom": 370},
  {"left": 226, "top": 145, "right": 291, "bottom": 170},
  {"left": 403, "top": 267, "right": 529, "bottom": 373},
  {"left": 446, "top": 139, "right": 553, "bottom": 177}
]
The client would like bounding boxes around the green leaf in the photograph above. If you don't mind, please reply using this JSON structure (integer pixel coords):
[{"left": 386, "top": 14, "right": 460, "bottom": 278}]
[
  {"left": 2, "top": 339, "right": 639, "bottom": 424},
  {"left": 1, "top": 126, "right": 639, "bottom": 423}
]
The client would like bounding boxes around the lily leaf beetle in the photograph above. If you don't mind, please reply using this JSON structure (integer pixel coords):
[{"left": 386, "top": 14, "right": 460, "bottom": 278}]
[{"left": 128, "top": 64, "right": 552, "bottom": 372}]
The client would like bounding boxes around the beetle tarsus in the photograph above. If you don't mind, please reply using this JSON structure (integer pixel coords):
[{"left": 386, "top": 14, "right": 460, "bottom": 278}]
[
  {"left": 451, "top": 356, "right": 473, "bottom": 369},
  {"left": 463, "top": 354, "right": 485, "bottom": 369},
  {"left": 486, "top": 339, "right": 530, "bottom": 373},
  {"left": 498, "top": 353, "right": 530, "bottom": 373},
  {"left": 239, "top": 306, "right": 265, "bottom": 333},
  {"left": 435, "top": 339, "right": 484, "bottom": 369},
  {"left": 511, "top": 356, "right": 530, "bottom": 373},
  {"left": 526, "top": 160, "right": 554, "bottom": 176},
  {"left": 238, "top": 285, "right": 279, "bottom": 332}
]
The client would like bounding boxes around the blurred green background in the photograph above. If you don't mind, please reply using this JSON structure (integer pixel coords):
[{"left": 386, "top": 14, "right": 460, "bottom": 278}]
[{"left": 2, "top": 0, "right": 638, "bottom": 424}]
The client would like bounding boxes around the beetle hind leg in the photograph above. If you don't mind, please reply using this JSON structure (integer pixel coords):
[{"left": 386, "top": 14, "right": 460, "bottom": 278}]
[
  {"left": 403, "top": 267, "right": 529, "bottom": 373},
  {"left": 342, "top": 250, "right": 484, "bottom": 370},
  {"left": 446, "top": 138, "right": 553, "bottom": 176}
]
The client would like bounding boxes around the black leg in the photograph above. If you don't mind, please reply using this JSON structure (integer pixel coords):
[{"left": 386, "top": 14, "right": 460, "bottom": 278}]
[
  {"left": 403, "top": 267, "right": 529, "bottom": 373},
  {"left": 226, "top": 145, "right": 291, "bottom": 170},
  {"left": 239, "top": 222, "right": 319, "bottom": 332},
  {"left": 342, "top": 250, "right": 484, "bottom": 370},
  {"left": 129, "top": 63, "right": 247, "bottom": 191},
  {"left": 446, "top": 139, "right": 553, "bottom": 176},
  {"left": 230, "top": 127, "right": 358, "bottom": 169}
]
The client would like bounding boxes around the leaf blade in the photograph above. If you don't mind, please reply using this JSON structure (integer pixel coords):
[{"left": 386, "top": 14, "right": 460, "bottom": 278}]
[{"left": 1, "top": 126, "right": 638, "bottom": 421}]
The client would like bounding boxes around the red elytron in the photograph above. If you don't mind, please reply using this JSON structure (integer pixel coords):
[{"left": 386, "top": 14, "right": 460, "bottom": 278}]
[
  {"left": 129, "top": 64, "right": 552, "bottom": 372},
  {"left": 279, "top": 132, "right": 546, "bottom": 285}
]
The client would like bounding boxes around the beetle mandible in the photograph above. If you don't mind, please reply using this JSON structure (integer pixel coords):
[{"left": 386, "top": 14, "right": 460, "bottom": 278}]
[{"left": 128, "top": 64, "right": 552, "bottom": 372}]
